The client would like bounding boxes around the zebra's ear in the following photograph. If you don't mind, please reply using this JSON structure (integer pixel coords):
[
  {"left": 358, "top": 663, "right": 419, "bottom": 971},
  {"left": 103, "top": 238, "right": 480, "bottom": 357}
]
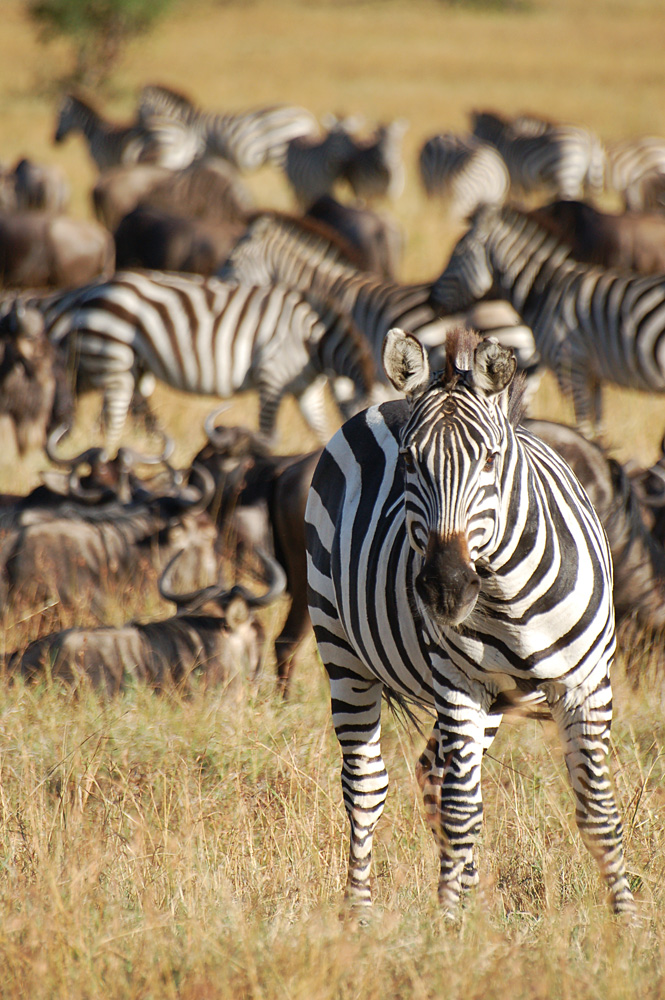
[
  {"left": 471, "top": 338, "right": 517, "bottom": 397},
  {"left": 383, "top": 328, "right": 430, "bottom": 397}
]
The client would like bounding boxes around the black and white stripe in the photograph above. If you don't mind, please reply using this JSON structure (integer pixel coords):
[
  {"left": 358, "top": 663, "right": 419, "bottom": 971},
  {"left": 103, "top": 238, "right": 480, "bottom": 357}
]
[
  {"left": 37, "top": 269, "right": 376, "bottom": 451},
  {"left": 219, "top": 212, "right": 439, "bottom": 373},
  {"left": 604, "top": 135, "right": 665, "bottom": 210},
  {"left": 305, "top": 327, "right": 634, "bottom": 916},
  {"left": 284, "top": 120, "right": 361, "bottom": 206},
  {"left": 418, "top": 132, "right": 510, "bottom": 219},
  {"left": 471, "top": 109, "right": 605, "bottom": 201},
  {"left": 139, "top": 85, "right": 319, "bottom": 172},
  {"left": 431, "top": 204, "right": 665, "bottom": 436}
]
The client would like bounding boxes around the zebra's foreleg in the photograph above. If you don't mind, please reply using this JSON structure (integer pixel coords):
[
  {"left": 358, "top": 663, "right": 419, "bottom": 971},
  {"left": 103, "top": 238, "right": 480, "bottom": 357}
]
[
  {"left": 329, "top": 671, "right": 387, "bottom": 909},
  {"left": 550, "top": 690, "right": 636, "bottom": 916}
]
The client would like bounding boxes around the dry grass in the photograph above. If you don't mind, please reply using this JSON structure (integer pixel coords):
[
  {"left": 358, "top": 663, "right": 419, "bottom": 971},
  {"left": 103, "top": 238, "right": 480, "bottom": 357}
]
[{"left": 2, "top": 0, "right": 665, "bottom": 996}]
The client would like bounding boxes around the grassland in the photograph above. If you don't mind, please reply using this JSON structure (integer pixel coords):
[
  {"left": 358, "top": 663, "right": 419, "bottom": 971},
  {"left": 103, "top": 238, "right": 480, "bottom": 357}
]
[{"left": 2, "top": 0, "right": 665, "bottom": 996}]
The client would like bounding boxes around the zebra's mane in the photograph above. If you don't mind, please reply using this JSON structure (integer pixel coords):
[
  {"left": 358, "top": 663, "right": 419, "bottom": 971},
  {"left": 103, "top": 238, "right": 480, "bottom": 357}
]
[
  {"left": 244, "top": 209, "right": 368, "bottom": 271},
  {"left": 434, "top": 325, "right": 527, "bottom": 426}
]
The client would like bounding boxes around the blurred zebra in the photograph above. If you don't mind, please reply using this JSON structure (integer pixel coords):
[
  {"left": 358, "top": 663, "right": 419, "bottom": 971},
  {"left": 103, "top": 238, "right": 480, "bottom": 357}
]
[
  {"left": 34, "top": 270, "right": 376, "bottom": 451},
  {"left": 54, "top": 94, "right": 199, "bottom": 172},
  {"left": 604, "top": 135, "right": 665, "bottom": 210},
  {"left": 138, "top": 84, "right": 319, "bottom": 172},
  {"left": 431, "top": 204, "right": 665, "bottom": 436},
  {"left": 470, "top": 109, "right": 605, "bottom": 200},
  {"left": 305, "top": 326, "right": 635, "bottom": 916},
  {"left": 284, "top": 116, "right": 362, "bottom": 206},
  {"left": 343, "top": 119, "right": 409, "bottom": 202},
  {"left": 219, "top": 211, "right": 538, "bottom": 389},
  {"left": 418, "top": 132, "right": 510, "bottom": 219}
]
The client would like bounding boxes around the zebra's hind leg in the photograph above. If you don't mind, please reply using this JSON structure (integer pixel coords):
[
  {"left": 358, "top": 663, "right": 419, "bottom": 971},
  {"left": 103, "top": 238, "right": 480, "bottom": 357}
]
[
  {"left": 329, "top": 670, "right": 388, "bottom": 909},
  {"left": 550, "top": 690, "right": 636, "bottom": 916}
]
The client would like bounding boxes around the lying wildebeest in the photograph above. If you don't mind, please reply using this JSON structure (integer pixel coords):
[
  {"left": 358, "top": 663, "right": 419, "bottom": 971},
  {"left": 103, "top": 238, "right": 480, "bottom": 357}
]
[
  {"left": 193, "top": 410, "right": 322, "bottom": 696},
  {"left": 6, "top": 547, "right": 286, "bottom": 696},
  {"left": 92, "top": 160, "right": 253, "bottom": 233},
  {"left": 525, "top": 418, "right": 665, "bottom": 636},
  {"left": 0, "top": 211, "right": 114, "bottom": 288},
  {"left": 304, "top": 194, "right": 404, "bottom": 279},
  {"left": 114, "top": 205, "right": 246, "bottom": 276},
  {"left": 529, "top": 199, "right": 665, "bottom": 274},
  {"left": 0, "top": 447, "right": 218, "bottom": 611},
  {"left": 0, "top": 300, "right": 73, "bottom": 456}
]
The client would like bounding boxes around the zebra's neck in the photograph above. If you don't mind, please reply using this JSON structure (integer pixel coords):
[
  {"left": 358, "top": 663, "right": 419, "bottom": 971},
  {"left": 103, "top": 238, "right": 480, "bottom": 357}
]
[{"left": 489, "top": 211, "right": 577, "bottom": 318}]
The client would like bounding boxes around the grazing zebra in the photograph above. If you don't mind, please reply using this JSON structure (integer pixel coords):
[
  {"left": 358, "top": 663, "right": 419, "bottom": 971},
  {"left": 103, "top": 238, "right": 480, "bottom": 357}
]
[
  {"left": 305, "top": 326, "right": 635, "bottom": 917},
  {"left": 418, "top": 132, "right": 510, "bottom": 219},
  {"left": 470, "top": 109, "right": 605, "bottom": 201},
  {"left": 604, "top": 136, "right": 665, "bottom": 210},
  {"left": 343, "top": 119, "right": 409, "bottom": 202},
  {"left": 54, "top": 94, "right": 197, "bottom": 172},
  {"left": 430, "top": 204, "right": 665, "bottom": 436},
  {"left": 138, "top": 84, "right": 319, "bottom": 172},
  {"left": 34, "top": 269, "right": 376, "bottom": 452},
  {"left": 284, "top": 118, "right": 361, "bottom": 206}
]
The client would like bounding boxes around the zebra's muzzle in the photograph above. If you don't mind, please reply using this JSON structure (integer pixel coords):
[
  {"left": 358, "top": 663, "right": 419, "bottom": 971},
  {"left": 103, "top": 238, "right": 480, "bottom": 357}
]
[{"left": 415, "top": 532, "right": 481, "bottom": 626}]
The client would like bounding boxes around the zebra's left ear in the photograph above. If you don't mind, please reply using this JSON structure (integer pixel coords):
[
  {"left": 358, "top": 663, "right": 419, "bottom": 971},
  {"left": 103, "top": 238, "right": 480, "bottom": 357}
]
[
  {"left": 471, "top": 338, "right": 517, "bottom": 397},
  {"left": 383, "top": 328, "right": 430, "bottom": 397}
]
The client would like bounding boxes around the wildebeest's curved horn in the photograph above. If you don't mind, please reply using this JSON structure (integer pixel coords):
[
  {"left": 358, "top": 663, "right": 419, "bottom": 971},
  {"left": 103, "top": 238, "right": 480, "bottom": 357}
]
[
  {"left": 226, "top": 547, "right": 287, "bottom": 609},
  {"left": 159, "top": 546, "right": 286, "bottom": 612},
  {"left": 46, "top": 424, "right": 108, "bottom": 470},
  {"left": 176, "top": 461, "right": 216, "bottom": 513},
  {"left": 204, "top": 405, "right": 234, "bottom": 449}
]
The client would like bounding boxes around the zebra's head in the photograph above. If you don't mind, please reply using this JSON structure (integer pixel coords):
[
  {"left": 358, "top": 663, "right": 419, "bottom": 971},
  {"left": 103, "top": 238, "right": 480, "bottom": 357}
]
[
  {"left": 54, "top": 95, "right": 76, "bottom": 143},
  {"left": 383, "top": 326, "right": 519, "bottom": 629},
  {"left": 430, "top": 206, "right": 498, "bottom": 315}
]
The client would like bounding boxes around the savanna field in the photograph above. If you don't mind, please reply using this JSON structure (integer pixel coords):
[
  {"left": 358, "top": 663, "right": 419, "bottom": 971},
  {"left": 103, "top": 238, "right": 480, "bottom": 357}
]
[{"left": 3, "top": 1, "right": 665, "bottom": 996}]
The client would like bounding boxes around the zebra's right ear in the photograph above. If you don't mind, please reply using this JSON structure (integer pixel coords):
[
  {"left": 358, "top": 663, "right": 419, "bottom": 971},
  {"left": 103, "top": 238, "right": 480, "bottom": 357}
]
[{"left": 383, "top": 328, "right": 430, "bottom": 396}]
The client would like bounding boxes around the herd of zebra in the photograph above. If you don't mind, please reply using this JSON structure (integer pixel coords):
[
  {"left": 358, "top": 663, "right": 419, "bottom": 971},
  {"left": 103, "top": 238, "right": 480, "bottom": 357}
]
[{"left": 5, "top": 85, "right": 665, "bottom": 919}]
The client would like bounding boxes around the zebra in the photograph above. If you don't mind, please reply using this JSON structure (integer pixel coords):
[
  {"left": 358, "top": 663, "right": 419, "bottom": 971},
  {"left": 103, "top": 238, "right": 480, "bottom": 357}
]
[
  {"left": 305, "top": 326, "right": 635, "bottom": 917},
  {"left": 418, "top": 132, "right": 510, "bottom": 219},
  {"left": 430, "top": 204, "right": 665, "bottom": 437},
  {"left": 138, "top": 84, "right": 319, "bottom": 172},
  {"left": 604, "top": 135, "right": 665, "bottom": 210},
  {"left": 343, "top": 119, "right": 409, "bottom": 202},
  {"left": 218, "top": 211, "right": 539, "bottom": 393},
  {"left": 33, "top": 269, "right": 376, "bottom": 453},
  {"left": 470, "top": 109, "right": 605, "bottom": 201},
  {"left": 54, "top": 94, "right": 199, "bottom": 173},
  {"left": 284, "top": 116, "right": 362, "bottom": 206}
]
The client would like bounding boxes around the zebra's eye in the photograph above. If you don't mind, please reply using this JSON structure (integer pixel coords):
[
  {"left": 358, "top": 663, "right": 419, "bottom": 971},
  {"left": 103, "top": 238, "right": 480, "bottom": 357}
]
[
  {"left": 401, "top": 449, "right": 416, "bottom": 473},
  {"left": 483, "top": 452, "right": 497, "bottom": 473}
]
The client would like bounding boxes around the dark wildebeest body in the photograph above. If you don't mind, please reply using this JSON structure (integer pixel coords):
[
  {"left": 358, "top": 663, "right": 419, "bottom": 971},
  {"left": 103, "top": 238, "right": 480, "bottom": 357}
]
[
  {"left": 529, "top": 199, "right": 665, "bottom": 274},
  {"left": 114, "top": 205, "right": 246, "bottom": 276},
  {"left": 0, "top": 211, "right": 114, "bottom": 288},
  {"left": 305, "top": 194, "right": 403, "bottom": 279},
  {"left": 7, "top": 549, "right": 286, "bottom": 695},
  {"left": 193, "top": 418, "right": 321, "bottom": 695}
]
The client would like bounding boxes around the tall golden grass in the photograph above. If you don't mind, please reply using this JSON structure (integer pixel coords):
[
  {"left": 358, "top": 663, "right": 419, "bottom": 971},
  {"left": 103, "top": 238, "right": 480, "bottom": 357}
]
[{"left": 2, "top": 1, "right": 665, "bottom": 995}]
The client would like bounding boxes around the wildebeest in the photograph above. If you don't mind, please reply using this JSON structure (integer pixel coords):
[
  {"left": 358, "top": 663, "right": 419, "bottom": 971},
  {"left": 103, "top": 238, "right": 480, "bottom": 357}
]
[
  {"left": 0, "top": 158, "right": 70, "bottom": 213},
  {"left": 0, "top": 300, "right": 73, "bottom": 457},
  {"left": 92, "top": 160, "right": 253, "bottom": 233},
  {"left": 6, "top": 547, "right": 286, "bottom": 696},
  {"left": 305, "top": 194, "right": 404, "bottom": 279},
  {"left": 0, "top": 211, "right": 114, "bottom": 288},
  {"left": 114, "top": 205, "right": 246, "bottom": 276},
  {"left": 193, "top": 411, "right": 321, "bottom": 696},
  {"left": 0, "top": 454, "right": 218, "bottom": 611},
  {"left": 529, "top": 199, "right": 665, "bottom": 274}
]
